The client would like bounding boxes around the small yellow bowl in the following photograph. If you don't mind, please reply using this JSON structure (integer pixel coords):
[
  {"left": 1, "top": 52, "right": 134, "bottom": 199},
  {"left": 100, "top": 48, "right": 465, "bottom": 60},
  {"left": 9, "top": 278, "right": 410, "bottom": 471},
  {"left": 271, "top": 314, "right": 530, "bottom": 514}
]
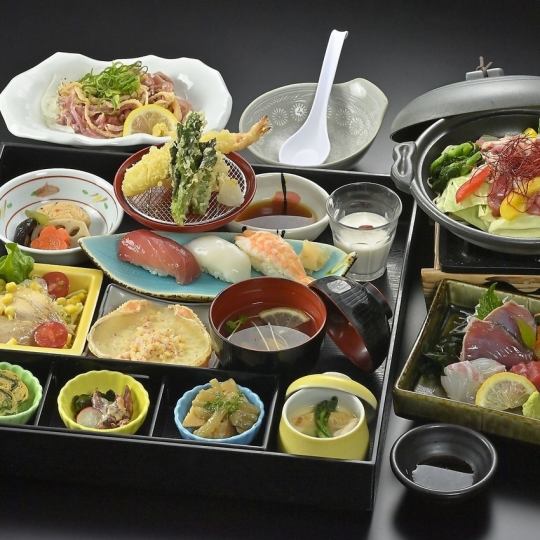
[
  {"left": 57, "top": 370, "right": 150, "bottom": 435},
  {"left": 0, "top": 263, "right": 103, "bottom": 356},
  {"left": 278, "top": 373, "right": 377, "bottom": 461}
]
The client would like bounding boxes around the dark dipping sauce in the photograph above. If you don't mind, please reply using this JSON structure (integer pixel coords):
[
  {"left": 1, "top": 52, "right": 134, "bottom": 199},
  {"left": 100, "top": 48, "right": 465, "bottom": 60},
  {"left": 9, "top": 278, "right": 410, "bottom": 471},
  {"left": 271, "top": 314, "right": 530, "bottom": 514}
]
[
  {"left": 236, "top": 198, "right": 316, "bottom": 229},
  {"left": 411, "top": 455, "right": 475, "bottom": 491}
]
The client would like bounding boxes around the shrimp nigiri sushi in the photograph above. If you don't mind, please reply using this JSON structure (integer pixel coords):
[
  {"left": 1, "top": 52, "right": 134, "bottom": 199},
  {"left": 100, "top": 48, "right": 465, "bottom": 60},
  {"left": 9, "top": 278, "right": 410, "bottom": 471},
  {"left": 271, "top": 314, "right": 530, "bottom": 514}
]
[
  {"left": 186, "top": 235, "right": 251, "bottom": 283},
  {"left": 118, "top": 229, "right": 201, "bottom": 285},
  {"left": 235, "top": 230, "right": 312, "bottom": 285}
]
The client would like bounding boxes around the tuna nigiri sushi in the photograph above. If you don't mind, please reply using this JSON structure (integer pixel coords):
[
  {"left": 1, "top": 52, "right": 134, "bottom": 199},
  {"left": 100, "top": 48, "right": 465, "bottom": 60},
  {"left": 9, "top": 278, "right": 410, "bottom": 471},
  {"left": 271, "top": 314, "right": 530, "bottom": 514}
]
[
  {"left": 118, "top": 230, "right": 201, "bottom": 285},
  {"left": 235, "top": 230, "right": 313, "bottom": 285}
]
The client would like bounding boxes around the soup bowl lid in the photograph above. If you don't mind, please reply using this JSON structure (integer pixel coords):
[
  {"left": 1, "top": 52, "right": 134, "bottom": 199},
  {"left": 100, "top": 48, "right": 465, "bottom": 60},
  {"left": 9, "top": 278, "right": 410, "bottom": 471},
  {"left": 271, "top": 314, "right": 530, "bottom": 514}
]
[
  {"left": 285, "top": 372, "right": 378, "bottom": 411},
  {"left": 309, "top": 276, "right": 392, "bottom": 372}
]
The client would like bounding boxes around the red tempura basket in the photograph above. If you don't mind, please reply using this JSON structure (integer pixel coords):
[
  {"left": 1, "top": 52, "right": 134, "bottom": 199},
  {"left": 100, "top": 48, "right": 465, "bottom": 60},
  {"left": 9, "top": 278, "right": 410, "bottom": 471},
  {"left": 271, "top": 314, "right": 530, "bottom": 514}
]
[{"left": 113, "top": 146, "right": 256, "bottom": 233}]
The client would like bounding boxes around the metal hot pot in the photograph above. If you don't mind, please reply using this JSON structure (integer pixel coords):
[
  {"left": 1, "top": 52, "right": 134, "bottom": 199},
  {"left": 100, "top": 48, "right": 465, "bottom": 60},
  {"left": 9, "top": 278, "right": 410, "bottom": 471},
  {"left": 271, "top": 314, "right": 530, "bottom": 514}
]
[{"left": 389, "top": 66, "right": 540, "bottom": 255}]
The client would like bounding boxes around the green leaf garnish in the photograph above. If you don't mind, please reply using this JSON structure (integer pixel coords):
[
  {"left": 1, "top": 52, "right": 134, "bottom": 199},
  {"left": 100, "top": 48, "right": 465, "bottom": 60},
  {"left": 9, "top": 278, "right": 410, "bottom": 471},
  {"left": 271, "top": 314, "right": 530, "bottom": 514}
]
[
  {"left": 203, "top": 391, "right": 245, "bottom": 415},
  {"left": 475, "top": 283, "right": 503, "bottom": 320},
  {"left": 516, "top": 318, "right": 536, "bottom": 349},
  {"left": 225, "top": 315, "right": 248, "bottom": 334},
  {"left": 314, "top": 396, "right": 338, "bottom": 438},
  {"left": 78, "top": 61, "right": 146, "bottom": 109},
  {"left": 0, "top": 243, "right": 34, "bottom": 283}
]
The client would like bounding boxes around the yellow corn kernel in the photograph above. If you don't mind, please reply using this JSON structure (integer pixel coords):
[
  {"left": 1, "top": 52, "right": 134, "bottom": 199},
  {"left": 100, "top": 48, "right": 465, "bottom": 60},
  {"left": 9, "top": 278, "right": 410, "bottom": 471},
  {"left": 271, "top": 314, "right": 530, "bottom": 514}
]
[
  {"left": 64, "top": 304, "right": 78, "bottom": 315},
  {"left": 4, "top": 305, "right": 16, "bottom": 319},
  {"left": 30, "top": 280, "right": 42, "bottom": 291},
  {"left": 6, "top": 337, "right": 18, "bottom": 346},
  {"left": 5, "top": 282, "right": 17, "bottom": 293},
  {"left": 56, "top": 297, "right": 66, "bottom": 305},
  {"left": 2, "top": 293, "right": 14, "bottom": 305},
  {"left": 523, "top": 127, "right": 538, "bottom": 139}
]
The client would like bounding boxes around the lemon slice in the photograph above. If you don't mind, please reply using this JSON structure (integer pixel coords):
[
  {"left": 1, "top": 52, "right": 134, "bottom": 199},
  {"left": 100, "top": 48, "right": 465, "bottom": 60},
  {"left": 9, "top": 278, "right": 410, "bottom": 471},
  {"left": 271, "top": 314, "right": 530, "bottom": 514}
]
[
  {"left": 475, "top": 372, "right": 536, "bottom": 411},
  {"left": 259, "top": 307, "right": 310, "bottom": 328},
  {"left": 122, "top": 104, "right": 179, "bottom": 137}
]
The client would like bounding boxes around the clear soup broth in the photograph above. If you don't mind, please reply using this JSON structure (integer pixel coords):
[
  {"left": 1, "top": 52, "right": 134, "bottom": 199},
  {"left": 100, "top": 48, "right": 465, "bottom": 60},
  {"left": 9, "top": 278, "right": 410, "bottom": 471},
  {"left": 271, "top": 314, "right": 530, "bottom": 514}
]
[{"left": 220, "top": 305, "right": 317, "bottom": 352}]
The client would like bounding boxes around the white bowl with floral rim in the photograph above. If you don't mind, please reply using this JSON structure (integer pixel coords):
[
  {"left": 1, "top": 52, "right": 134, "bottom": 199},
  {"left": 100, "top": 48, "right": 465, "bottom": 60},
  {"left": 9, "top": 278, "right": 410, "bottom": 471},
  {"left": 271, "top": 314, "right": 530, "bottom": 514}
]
[
  {"left": 0, "top": 168, "right": 123, "bottom": 265},
  {"left": 239, "top": 79, "right": 388, "bottom": 169}
]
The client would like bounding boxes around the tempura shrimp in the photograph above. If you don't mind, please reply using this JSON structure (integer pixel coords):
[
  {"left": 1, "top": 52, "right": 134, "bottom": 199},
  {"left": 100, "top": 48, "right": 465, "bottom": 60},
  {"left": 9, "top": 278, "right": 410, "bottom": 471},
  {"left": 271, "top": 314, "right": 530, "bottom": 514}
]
[{"left": 201, "top": 116, "right": 271, "bottom": 154}]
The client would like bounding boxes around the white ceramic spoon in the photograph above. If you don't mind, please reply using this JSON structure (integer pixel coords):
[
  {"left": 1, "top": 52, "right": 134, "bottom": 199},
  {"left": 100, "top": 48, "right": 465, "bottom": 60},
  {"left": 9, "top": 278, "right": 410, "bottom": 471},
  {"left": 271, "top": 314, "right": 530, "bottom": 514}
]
[{"left": 278, "top": 29, "right": 348, "bottom": 167}]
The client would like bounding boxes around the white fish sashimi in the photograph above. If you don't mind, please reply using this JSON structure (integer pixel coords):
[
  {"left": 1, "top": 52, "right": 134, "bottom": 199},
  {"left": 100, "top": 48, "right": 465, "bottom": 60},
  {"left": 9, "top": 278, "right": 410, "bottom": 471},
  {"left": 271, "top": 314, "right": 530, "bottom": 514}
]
[
  {"left": 186, "top": 236, "right": 251, "bottom": 284},
  {"left": 440, "top": 358, "right": 506, "bottom": 403}
]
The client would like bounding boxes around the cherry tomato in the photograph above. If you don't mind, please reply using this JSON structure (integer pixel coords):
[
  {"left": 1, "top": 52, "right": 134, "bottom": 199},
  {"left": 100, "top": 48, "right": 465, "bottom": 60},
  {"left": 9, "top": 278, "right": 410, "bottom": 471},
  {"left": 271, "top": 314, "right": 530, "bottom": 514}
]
[
  {"left": 42, "top": 271, "right": 69, "bottom": 299},
  {"left": 34, "top": 321, "right": 69, "bottom": 348}
]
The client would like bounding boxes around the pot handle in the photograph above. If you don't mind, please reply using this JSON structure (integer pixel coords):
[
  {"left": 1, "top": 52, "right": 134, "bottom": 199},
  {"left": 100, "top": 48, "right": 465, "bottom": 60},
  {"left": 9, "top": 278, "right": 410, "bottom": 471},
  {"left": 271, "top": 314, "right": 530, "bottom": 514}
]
[{"left": 391, "top": 142, "right": 416, "bottom": 194}]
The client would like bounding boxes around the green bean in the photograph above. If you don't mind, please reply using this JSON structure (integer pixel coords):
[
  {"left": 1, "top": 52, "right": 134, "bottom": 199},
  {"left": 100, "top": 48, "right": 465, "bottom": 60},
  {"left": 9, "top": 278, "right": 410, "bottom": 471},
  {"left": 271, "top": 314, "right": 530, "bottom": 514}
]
[{"left": 465, "top": 151, "right": 482, "bottom": 166}]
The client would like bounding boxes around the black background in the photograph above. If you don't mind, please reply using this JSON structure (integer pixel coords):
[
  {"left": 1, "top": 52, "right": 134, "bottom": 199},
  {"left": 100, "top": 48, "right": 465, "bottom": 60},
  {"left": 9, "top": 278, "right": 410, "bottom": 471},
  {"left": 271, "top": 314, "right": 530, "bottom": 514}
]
[{"left": 1, "top": 1, "right": 540, "bottom": 538}]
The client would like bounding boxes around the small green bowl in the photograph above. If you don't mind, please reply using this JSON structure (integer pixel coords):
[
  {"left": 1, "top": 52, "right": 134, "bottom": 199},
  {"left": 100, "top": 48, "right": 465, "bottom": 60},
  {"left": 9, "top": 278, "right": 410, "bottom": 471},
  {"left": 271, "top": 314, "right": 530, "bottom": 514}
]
[
  {"left": 57, "top": 370, "right": 150, "bottom": 435},
  {"left": 0, "top": 361, "right": 43, "bottom": 425}
]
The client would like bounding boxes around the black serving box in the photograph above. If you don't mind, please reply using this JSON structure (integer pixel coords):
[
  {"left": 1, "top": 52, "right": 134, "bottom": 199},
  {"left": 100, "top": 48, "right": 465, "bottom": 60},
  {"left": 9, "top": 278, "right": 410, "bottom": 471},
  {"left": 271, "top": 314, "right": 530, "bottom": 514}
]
[{"left": 0, "top": 142, "right": 416, "bottom": 511}]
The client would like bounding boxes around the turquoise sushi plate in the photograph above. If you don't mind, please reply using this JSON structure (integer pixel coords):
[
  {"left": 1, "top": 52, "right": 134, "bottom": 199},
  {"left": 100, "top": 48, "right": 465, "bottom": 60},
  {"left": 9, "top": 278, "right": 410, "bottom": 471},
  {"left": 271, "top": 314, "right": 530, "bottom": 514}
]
[{"left": 79, "top": 231, "right": 355, "bottom": 302}]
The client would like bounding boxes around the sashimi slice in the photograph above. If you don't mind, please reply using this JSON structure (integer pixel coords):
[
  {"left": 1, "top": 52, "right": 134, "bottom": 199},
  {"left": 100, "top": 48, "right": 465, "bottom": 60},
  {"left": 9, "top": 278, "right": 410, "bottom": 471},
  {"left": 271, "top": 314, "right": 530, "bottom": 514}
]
[
  {"left": 511, "top": 361, "right": 540, "bottom": 390},
  {"left": 118, "top": 229, "right": 201, "bottom": 285},
  {"left": 461, "top": 318, "right": 534, "bottom": 367},
  {"left": 441, "top": 358, "right": 506, "bottom": 403},
  {"left": 484, "top": 300, "right": 536, "bottom": 339}
]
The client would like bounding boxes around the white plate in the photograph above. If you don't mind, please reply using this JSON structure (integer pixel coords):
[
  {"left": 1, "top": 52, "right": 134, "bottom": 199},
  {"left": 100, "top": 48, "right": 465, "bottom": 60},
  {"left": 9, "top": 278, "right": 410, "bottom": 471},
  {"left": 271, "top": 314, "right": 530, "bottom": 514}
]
[{"left": 0, "top": 52, "right": 232, "bottom": 147}]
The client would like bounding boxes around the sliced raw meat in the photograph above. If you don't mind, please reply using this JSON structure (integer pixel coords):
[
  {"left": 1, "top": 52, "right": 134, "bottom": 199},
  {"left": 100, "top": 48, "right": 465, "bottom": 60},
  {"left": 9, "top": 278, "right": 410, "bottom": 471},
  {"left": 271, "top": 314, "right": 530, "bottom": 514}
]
[
  {"left": 118, "top": 229, "right": 201, "bottom": 285},
  {"left": 484, "top": 300, "right": 536, "bottom": 339},
  {"left": 461, "top": 318, "right": 534, "bottom": 367},
  {"left": 511, "top": 361, "right": 540, "bottom": 391}
]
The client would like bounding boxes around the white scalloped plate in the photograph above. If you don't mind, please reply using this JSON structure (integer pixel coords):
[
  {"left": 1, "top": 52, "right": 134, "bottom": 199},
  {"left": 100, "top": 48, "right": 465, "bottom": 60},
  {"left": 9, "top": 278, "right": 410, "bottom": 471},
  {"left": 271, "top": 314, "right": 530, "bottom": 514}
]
[{"left": 0, "top": 52, "right": 232, "bottom": 147}]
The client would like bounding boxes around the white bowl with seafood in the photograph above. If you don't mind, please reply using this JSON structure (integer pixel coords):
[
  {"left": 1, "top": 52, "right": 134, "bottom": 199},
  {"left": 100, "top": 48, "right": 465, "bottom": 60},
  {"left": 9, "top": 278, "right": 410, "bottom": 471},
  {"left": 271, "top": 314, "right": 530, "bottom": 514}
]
[
  {"left": 226, "top": 172, "right": 330, "bottom": 241},
  {"left": 0, "top": 168, "right": 123, "bottom": 265},
  {"left": 0, "top": 52, "right": 232, "bottom": 147}
]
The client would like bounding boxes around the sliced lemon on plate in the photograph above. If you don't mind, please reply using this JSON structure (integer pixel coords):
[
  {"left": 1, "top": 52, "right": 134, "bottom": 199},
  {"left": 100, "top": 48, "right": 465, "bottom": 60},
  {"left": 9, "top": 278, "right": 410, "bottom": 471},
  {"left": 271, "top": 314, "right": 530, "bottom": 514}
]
[
  {"left": 259, "top": 307, "right": 310, "bottom": 328},
  {"left": 475, "top": 372, "right": 536, "bottom": 411},
  {"left": 122, "top": 104, "right": 179, "bottom": 137}
]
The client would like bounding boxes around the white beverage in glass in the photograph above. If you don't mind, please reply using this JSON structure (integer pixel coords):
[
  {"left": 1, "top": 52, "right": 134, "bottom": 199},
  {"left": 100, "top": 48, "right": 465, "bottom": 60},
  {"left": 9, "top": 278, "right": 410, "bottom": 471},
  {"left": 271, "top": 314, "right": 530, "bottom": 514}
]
[{"left": 333, "top": 212, "right": 392, "bottom": 279}]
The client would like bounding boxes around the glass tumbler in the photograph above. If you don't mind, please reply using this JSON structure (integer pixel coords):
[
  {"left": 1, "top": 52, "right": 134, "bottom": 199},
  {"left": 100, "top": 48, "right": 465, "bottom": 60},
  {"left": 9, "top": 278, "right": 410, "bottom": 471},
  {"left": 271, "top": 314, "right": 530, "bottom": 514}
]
[{"left": 326, "top": 182, "right": 403, "bottom": 281}]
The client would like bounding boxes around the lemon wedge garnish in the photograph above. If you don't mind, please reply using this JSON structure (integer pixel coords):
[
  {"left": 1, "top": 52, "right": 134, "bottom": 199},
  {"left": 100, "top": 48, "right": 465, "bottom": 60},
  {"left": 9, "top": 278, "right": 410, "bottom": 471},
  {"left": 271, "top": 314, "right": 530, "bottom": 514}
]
[
  {"left": 259, "top": 307, "right": 310, "bottom": 328},
  {"left": 122, "top": 104, "right": 179, "bottom": 137},
  {"left": 475, "top": 372, "right": 536, "bottom": 411}
]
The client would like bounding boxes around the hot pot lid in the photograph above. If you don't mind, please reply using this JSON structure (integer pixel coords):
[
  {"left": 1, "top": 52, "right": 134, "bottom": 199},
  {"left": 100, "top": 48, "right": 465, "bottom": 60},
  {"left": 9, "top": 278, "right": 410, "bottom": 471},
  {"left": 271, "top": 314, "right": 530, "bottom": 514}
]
[
  {"left": 285, "top": 373, "right": 378, "bottom": 411},
  {"left": 390, "top": 61, "right": 540, "bottom": 142},
  {"left": 309, "top": 276, "right": 392, "bottom": 372}
]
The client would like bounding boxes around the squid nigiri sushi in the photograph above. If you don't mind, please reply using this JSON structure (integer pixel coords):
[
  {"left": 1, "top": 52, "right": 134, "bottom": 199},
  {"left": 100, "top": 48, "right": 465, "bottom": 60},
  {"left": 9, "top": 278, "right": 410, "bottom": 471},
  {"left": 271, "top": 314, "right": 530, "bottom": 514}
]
[
  {"left": 185, "top": 235, "right": 251, "bottom": 283},
  {"left": 118, "top": 229, "right": 201, "bottom": 285},
  {"left": 235, "top": 230, "right": 313, "bottom": 285},
  {"left": 440, "top": 358, "right": 506, "bottom": 403}
]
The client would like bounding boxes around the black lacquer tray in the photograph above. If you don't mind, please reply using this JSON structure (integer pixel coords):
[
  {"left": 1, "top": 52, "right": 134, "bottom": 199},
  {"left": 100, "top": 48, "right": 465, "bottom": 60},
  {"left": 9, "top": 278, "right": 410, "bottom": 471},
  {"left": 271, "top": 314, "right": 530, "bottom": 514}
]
[{"left": 0, "top": 142, "right": 417, "bottom": 511}]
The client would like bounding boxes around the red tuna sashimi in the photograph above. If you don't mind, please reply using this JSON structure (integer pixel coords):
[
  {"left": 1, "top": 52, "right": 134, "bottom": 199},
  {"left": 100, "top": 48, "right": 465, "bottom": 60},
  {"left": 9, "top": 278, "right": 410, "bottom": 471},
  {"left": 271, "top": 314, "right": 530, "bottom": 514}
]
[
  {"left": 461, "top": 318, "right": 534, "bottom": 367},
  {"left": 511, "top": 361, "right": 540, "bottom": 390},
  {"left": 484, "top": 300, "right": 536, "bottom": 339},
  {"left": 118, "top": 230, "right": 201, "bottom": 285}
]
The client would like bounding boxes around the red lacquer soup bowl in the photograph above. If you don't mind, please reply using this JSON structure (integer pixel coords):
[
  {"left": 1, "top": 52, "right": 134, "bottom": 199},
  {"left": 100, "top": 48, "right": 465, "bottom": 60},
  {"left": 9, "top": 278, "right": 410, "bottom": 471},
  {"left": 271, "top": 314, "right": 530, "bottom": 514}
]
[{"left": 209, "top": 277, "right": 327, "bottom": 377}]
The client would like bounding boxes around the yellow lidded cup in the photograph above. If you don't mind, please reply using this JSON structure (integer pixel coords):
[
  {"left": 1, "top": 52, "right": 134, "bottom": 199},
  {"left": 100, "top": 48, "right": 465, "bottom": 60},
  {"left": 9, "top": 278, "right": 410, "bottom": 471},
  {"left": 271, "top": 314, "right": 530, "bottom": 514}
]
[{"left": 278, "top": 372, "right": 377, "bottom": 461}]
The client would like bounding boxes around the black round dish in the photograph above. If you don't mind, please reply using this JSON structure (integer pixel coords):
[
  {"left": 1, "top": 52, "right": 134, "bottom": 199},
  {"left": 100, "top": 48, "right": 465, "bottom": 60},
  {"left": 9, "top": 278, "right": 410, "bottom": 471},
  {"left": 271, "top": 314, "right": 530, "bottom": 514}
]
[
  {"left": 390, "top": 423, "right": 498, "bottom": 502},
  {"left": 390, "top": 108, "right": 540, "bottom": 255}
]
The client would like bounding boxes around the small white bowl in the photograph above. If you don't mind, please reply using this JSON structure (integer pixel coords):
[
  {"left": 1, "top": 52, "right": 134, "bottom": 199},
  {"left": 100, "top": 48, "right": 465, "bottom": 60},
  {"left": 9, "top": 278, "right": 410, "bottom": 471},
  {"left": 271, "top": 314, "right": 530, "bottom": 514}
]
[
  {"left": 0, "top": 168, "right": 124, "bottom": 265},
  {"left": 226, "top": 172, "right": 329, "bottom": 241},
  {"left": 239, "top": 79, "right": 388, "bottom": 169}
]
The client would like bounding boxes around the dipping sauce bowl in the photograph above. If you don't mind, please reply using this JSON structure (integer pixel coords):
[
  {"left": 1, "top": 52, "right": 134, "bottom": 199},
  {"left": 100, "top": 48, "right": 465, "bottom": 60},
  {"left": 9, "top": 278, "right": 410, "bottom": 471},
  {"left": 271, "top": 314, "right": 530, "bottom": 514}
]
[{"left": 390, "top": 423, "right": 498, "bottom": 501}]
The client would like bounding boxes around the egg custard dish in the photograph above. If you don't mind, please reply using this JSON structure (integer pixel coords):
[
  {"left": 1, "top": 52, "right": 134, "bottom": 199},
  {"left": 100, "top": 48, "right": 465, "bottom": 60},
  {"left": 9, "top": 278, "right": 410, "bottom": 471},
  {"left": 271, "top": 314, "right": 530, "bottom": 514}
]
[{"left": 87, "top": 299, "right": 212, "bottom": 366}]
